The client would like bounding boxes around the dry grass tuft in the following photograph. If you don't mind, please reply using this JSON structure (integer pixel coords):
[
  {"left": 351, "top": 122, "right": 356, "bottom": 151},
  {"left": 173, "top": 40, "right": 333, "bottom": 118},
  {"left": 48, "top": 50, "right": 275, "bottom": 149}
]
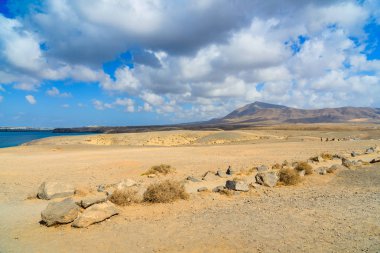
[
  {"left": 143, "top": 180, "right": 188, "bottom": 203},
  {"left": 142, "top": 164, "right": 175, "bottom": 176},
  {"left": 295, "top": 161, "right": 313, "bottom": 175},
  {"left": 321, "top": 152, "right": 333, "bottom": 160},
  {"left": 109, "top": 188, "right": 141, "bottom": 206},
  {"left": 278, "top": 168, "right": 301, "bottom": 185},
  {"left": 272, "top": 163, "right": 282, "bottom": 170}
]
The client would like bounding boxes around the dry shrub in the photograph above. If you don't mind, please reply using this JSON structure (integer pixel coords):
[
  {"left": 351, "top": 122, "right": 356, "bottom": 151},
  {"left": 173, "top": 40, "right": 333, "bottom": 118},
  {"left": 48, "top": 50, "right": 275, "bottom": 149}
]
[
  {"left": 321, "top": 152, "right": 333, "bottom": 160},
  {"left": 143, "top": 180, "right": 188, "bottom": 203},
  {"left": 279, "top": 168, "right": 301, "bottom": 185},
  {"left": 109, "top": 188, "right": 141, "bottom": 206},
  {"left": 143, "top": 164, "right": 175, "bottom": 176},
  {"left": 272, "top": 163, "right": 282, "bottom": 170},
  {"left": 295, "top": 161, "right": 313, "bottom": 175}
]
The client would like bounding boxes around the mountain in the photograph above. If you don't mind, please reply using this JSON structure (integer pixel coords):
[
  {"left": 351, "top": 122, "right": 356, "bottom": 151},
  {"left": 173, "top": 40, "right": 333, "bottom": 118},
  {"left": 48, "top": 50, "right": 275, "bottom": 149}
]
[{"left": 213, "top": 101, "right": 380, "bottom": 124}]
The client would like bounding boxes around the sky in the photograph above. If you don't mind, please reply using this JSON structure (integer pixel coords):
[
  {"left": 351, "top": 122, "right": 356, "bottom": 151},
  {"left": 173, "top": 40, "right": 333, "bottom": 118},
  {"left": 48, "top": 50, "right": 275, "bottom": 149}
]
[{"left": 0, "top": 0, "right": 380, "bottom": 127}]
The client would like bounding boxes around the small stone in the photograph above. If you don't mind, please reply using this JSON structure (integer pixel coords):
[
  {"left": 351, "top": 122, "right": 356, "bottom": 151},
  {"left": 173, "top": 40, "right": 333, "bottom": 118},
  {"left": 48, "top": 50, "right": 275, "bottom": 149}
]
[
  {"left": 147, "top": 174, "right": 156, "bottom": 178},
  {"left": 116, "top": 179, "right": 137, "bottom": 190},
  {"left": 342, "top": 158, "right": 353, "bottom": 168},
  {"left": 216, "top": 169, "right": 227, "bottom": 178},
  {"left": 202, "top": 171, "right": 218, "bottom": 181},
  {"left": 315, "top": 167, "right": 327, "bottom": 175},
  {"left": 41, "top": 198, "right": 80, "bottom": 226},
  {"left": 351, "top": 151, "right": 359, "bottom": 157},
  {"left": 256, "top": 165, "right": 268, "bottom": 172},
  {"left": 327, "top": 164, "right": 346, "bottom": 173},
  {"left": 255, "top": 172, "right": 278, "bottom": 188},
  {"left": 72, "top": 202, "right": 119, "bottom": 228},
  {"left": 365, "top": 147, "right": 375, "bottom": 154},
  {"left": 37, "top": 182, "right": 75, "bottom": 200},
  {"left": 370, "top": 158, "right": 380, "bottom": 164},
  {"left": 297, "top": 170, "right": 306, "bottom": 177},
  {"left": 226, "top": 166, "right": 236, "bottom": 175},
  {"left": 97, "top": 184, "right": 106, "bottom": 192},
  {"left": 197, "top": 187, "right": 208, "bottom": 192},
  {"left": 186, "top": 176, "right": 202, "bottom": 182},
  {"left": 225, "top": 180, "right": 249, "bottom": 192}
]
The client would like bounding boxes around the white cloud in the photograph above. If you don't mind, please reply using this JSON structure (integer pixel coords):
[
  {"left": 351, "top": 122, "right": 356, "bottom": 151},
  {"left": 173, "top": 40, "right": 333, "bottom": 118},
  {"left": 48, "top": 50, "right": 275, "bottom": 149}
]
[
  {"left": 46, "top": 87, "right": 72, "bottom": 97},
  {"left": 25, "top": 95, "right": 37, "bottom": 105},
  {"left": 92, "top": 99, "right": 113, "bottom": 110},
  {"left": 114, "top": 98, "right": 135, "bottom": 112},
  {"left": 62, "top": 104, "right": 70, "bottom": 108},
  {"left": 0, "top": 95, "right": 3, "bottom": 103}
]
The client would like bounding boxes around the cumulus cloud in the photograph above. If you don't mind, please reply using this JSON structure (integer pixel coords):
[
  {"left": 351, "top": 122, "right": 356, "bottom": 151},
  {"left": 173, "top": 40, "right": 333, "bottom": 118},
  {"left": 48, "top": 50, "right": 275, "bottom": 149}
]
[
  {"left": 1, "top": 0, "right": 380, "bottom": 122},
  {"left": 25, "top": 95, "right": 37, "bottom": 105}
]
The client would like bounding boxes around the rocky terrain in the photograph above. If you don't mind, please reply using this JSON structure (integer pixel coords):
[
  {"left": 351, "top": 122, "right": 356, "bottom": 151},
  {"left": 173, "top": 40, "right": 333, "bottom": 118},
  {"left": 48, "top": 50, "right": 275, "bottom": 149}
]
[{"left": 0, "top": 129, "right": 380, "bottom": 252}]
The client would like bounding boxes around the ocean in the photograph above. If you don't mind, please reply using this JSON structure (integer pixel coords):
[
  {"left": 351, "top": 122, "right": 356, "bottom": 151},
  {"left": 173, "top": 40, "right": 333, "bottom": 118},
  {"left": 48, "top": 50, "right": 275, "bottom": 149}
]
[{"left": 0, "top": 131, "right": 92, "bottom": 148}]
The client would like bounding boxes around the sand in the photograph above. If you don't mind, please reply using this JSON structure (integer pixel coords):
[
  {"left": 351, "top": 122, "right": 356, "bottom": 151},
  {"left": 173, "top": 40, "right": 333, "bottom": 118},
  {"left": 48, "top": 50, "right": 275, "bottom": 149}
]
[{"left": 0, "top": 128, "right": 380, "bottom": 252}]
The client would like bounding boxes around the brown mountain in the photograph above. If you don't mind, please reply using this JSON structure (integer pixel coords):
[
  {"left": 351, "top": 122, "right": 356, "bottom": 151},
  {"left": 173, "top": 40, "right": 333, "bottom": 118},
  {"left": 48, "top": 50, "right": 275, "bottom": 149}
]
[{"left": 213, "top": 101, "right": 380, "bottom": 124}]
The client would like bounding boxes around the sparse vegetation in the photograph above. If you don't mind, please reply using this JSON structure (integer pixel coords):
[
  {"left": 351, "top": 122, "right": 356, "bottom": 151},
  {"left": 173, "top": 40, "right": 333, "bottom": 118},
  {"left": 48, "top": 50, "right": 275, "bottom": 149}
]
[
  {"left": 142, "top": 164, "right": 175, "bottom": 176},
  {"left": 321, "top": 152, "right": 333, "bottom": 160},
  {"left": 278, "top": 168, "right": 301, "bottom": 185},
  {"left": 295, "top": 161, "right": 313, "bottom": 175},
  {"left": 272, "top": 163, "right": 282, "bottom": 170},
  {"left": 143, "top": 180, "right": 188, "bottom": 203},
  {"left": 109, "top": 188, "right": 141, "bottom": 206}
]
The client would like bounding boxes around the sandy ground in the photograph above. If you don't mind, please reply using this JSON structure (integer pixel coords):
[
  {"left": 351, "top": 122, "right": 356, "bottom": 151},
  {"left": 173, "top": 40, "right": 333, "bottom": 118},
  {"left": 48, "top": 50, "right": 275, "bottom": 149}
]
[{"left": 1, "top": 129, "right": 380, "bottom": 252}]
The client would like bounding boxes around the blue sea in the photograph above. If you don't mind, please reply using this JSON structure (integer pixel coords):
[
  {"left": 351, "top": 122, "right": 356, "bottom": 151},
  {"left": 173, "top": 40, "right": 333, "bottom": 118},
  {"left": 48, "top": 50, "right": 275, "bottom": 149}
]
[{"left": 0, "top": 131, "right": 92, "bottom": 148}]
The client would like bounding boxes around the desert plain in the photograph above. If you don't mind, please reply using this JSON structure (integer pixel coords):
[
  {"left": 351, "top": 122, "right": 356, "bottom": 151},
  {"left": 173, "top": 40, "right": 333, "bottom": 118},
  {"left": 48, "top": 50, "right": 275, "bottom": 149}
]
[{"left": 1, "top": 124, "right": 380, "bottom": 253}]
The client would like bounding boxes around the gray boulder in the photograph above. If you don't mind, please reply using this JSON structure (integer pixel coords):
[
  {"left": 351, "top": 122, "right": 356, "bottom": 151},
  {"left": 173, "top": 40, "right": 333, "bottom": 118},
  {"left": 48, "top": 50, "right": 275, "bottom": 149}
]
[
  {"left": 216, "top": 169, "right": 227, "bottom": 178},
  {"left": 41, "top": 198, "right": 80, "bottom": 226},
  {"left": 225, "top": 180, "right": 249, "bottom": 192},
  {"left": 79, "top": 193, "right": 107, "bottom": 208},
  {"left": 342, "top": 158, "right": 353, "bottom": 168},
  {"left": 315, "top": 167, "right": 327, "bottom": 175},
  {"left": 202, "top": 171, "right": 218, "bottom": 181},
  {"left": 255, "top": 172, "right": 278, "bottom": 187},
  {"left": 186, "top": 176, "right": 202, "bottom": 182},
  {"left": 37, "top": 182, "right": 75, "bottom": 200},
  {"left": 256, "top": 165, "right": 268, "bottom": 172},
  {"left": 72, "top": 202, "right": 119, "bottom": 228}
]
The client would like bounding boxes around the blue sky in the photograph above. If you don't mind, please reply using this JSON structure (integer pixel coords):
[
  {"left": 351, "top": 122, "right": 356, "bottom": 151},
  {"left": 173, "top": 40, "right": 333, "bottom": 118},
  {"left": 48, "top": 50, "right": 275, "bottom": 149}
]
[{"left": 0, "top": 0, "right": 380, "bottom": 127}]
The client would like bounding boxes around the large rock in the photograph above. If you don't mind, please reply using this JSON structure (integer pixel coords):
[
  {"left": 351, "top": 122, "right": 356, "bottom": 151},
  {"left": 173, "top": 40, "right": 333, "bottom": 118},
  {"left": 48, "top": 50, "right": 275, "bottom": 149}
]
[
  {"left": 80, "top": 193, "right": 107, "bottom": 208},
  {"left": 41, "top": 198, "right": 80, "bottom": 226},
  {"left": 72, "top": 202, "right": 119, "bottom": 228},
  {"left": 255, "top": 172, "right": 278, "bottom": 187},
  {"left": 37, "top": 182, "right": 75, "bottom": 200},
  {"left": 365, "top": 147, "right": 375, "bottom": 154},
  {"left": 225, "top": 180, "right": 249, "bottom": 192},
  {"left": 202, "top": 171, "right": 218, "bottom": 181}
]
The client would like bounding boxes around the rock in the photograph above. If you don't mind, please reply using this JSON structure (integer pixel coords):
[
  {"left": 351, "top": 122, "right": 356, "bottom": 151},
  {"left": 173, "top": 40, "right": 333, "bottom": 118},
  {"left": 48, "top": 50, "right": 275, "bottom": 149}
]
[
  {"left": 317, "top": 156, "right": 323, "bottom": 162},
  {"left": 202, "top": 171, "right": 218, "bottom": 181},
  {"left": 297, "top": 170, "right": 306, "bottom": 177},
  {"left": 370, "top": 158, "right": 380, "bottom": 164},
  {"left": 37, "top": 182, "right": 75, "bottom": 200},
  {"left": 255, "top": 172, "right": 278, "bottom": 188},
  {"left": 216, "top": 169, "right": 227, "bottom": 178},
  {"left": 351, "top": 151, "right": 359, "bottom": 157},
  {"left": 197, "top": 187, "right": 208, "bottom": 192},
  {"left": 186, "top": 176, "right": 202, "bottom": 182},
  {"left": 147, "top": 174, "right": 156, "bottom": 178},
  {"left": 315, "top": 167, "right": 327, "bottom": 175},
  {"left": 116, "top": 179, "right": 137, "bottom": 190},
  {"left": 225, "top": 180, "right": 249, "bottom": 192},
  {"left": 212, "top": 185, "right": 225, "bottom": 192},
  {"left": 80, "top": 193, "right": 107, "bottom": 208},
  {"left": 72, "top": 202, "right": 119, "bottom": 228},
  {"left": 365, "top": 147, "right": 375, "bottom": 154},
  {"left": 97, "top": 184, "right": 106, "bottom": 192},
  {"left": 256, "top": 165, "right": 268, "bottom": 172},
  {"left": 226, "top": 166, "right": 236, "bottom": 175},
  {"left": 41, "top": 198, "right": 80, "bottom": 226},
  {"left": 342, "top": 158, "right": 353, "bottom": 168},
  {"left": 327, "top": 164, "right": 346, "bottom": 173}
]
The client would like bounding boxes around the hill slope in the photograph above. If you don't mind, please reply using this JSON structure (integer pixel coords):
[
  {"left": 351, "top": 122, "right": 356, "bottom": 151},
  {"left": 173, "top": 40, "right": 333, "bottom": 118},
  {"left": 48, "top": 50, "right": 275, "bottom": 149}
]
[{"left": 214, "top": 102, "right": 380, "bottom": 124}]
